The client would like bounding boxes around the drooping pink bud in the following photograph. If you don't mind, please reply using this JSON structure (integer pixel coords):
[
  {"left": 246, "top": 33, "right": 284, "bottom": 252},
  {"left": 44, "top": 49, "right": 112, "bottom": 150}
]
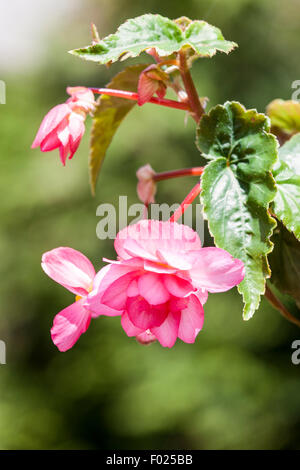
[
  {"left": 136, "top": 330, "right": 157, "bottom": 345},
  {"left": 137, "top": 65, "right": 168, "bottom": 106},
  {"left": 32, "top": 87, "right": 95, "bottom": 165},
  {"left": 136, "top": 164, "right": 157, "bottom": 205}
]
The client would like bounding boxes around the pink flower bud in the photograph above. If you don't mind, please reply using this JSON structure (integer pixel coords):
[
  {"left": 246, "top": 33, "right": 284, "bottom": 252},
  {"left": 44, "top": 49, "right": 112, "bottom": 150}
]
[
  {"left": 136, "top": 164, "right": 157, "bottom": 205},
  {"left": 136, "top": 330, "right": 157, "bottom": 345},
  {"left": 32, "top": 87, "right": 95, "bottom": 165},
  {"left": 137, "top": 65, "right": 168, "bottom": 106}
]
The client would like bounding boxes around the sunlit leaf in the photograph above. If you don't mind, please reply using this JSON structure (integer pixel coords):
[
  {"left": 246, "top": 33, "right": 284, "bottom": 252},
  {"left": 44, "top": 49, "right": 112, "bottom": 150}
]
[
  {"left": 269, "top": 222, "right": 300, "bottom": 309},
  {"left": 197, "top": 101, "right": 278, "bottom": 319},
  {"left": 272, "top": 133, "right": 300, "bottom": 240},
  {"left": 267, "top": 99, "right": 300, "bottom": 139},
  {"left": 70, "top": 14, "right": 237, "bottom": 64},
  {"left": 89, "top": 64, "right": 146, "bottom": 195}
]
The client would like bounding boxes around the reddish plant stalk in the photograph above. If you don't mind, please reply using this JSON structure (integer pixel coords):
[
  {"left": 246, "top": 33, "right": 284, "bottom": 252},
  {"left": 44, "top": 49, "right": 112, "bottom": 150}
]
[
  {"left": 90, "top": 88, "right": 191, "bottom": 112},
  {"left": 169, "top": 182, "right": 202, "bottom": 223},
  {"left": 265, "top": 285, "right": 300, "bottom": 328},
  {"left": 153, "top": 166, "right": 204, "bottom": 182},
  {"left": 178, "top": 51, "right": 205, "bottom": 123}
]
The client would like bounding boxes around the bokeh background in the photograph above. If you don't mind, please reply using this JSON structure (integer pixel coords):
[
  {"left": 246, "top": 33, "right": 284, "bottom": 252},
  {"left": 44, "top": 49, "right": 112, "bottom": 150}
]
[{"left": 1, "top": 0, "right": 300, "bottom": 450}]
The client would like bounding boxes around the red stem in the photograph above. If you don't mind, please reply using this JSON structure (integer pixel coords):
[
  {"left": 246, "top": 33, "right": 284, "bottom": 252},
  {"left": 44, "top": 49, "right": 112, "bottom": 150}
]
[
  {"left": 90, "top": 88, "right": 191, "bottom": 112},
  {"left": 153, "top": 167, "right": 204, "bottom": 182},
  {"left": 178, "top": 51, "right": 204, "bottom": 123},
  {"left": 169, "top": 182, "right": 202, "bottom": 223},
  {"left": 265, "top": 285, "right": 300, "bottom": 328}
]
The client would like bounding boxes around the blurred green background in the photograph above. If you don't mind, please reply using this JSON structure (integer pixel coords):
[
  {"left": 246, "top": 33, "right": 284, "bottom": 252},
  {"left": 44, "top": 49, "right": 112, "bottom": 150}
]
[{"left": 1, "top": 0, "right": 300, "bottom": 450}]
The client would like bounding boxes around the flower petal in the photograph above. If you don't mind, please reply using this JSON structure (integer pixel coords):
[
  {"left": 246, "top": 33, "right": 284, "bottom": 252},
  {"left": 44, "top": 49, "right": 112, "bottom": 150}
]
[
  {"left": 138, "top": 272, "right": 170, "bottom": 305},
  {"left": 189, "top": 247, "right": 245, "bottom": 292},
  {"left": 67, "top": 86, "right": 95, "bottom": 111},
  {"left": 151, "top": 311, "right": 181, "bottom": 348},
  {"left": 195, "top": 288, "right": 208, "bottom": 306},
  {"left": 32, "top": 103, "right": 71, "bottom": 148},
  {"left": 51, "top": 299, "right": 91, "bottom": 352},
  {"left": 101, "top": 271, "right": 139, "bottom": 310},
  {"left": 121, "top": 311, "right": 144, "bottom": 337},
  {"left": 136, "top": 330, "right": 157, "bottom": 345},
  {"left": 163, "top": 275, "right": 195, "bottom": 297},
  {"left": 40, "top": 127, "right": 62, "bottom": 152},
  {"left": 178, "top": 294, "right": 204, "bottom": 344},
  {"left": 156, "top": 249, "right": 194, "bottom": 270},
  {"left": 84, "top": 264, "right": 123, "bottom": 317},
  {"left": 126, "top": 296, "right": 168, "bottom": 330},
  {"left": 68, "top": 113, "right": 85, "bottom": 157},
  {"left": 143, "top": 259, "right": 177, "bottom": 274},
  {"left": 115, "top": 220, "right": 201, "bottom": 263},
  {"left": 86, "top": 261, "right": 142, "bottom": 314},
  {"left": 42, "top": 247, "right": 95, "bottom": 296}
]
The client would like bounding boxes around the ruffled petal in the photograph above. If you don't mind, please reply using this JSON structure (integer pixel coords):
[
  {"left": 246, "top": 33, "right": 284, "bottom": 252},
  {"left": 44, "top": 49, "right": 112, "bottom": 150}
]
[
  {"left": 163, "top": 275, "right": 195, "bottom": 297},
  {"left": 143, "top": 259, "right": 177, "bottom": 274},
  {"left": 40, "top": 128, "right": 62, "bottom": 152},
  {"left": 59, "top": 141, "right": 71, "bottom": 165},
  {"left": 101, "top": 271, "right": 139, "bottom": 310},
  {"left": 86, "top": 260, "right": 142, "bottom": 314},
  {"left": 42, "top": 247, "right": 95, "bottom": 296},
  {"left": 68, "top": 113, "right": 85, "bottom": 158},
  {"left": 121, "top": 311, "right": 144, "bottom": 337},
  {"left": 195, "top": 288, "right": 208, "bottom": 306},
  {"left": 51, "top": 299, "right": 91, "bottom": 352},
  {"left": 32, "top": 103, "right": 71, "bottom": 148},
  {"left": 138, "top": 272, "right": 170, "bottom": 305},
  {"left": 156, "top": 249, "right": 194, "bottom": 270},
  {"left": 151, "top": 311, "right": 181, "bottom": 348},
  {"left": 189, "top": 247, "right": 245, "bottom": 292},
  {"left": 126, "top": 296, "right": 168, "bottom": 330},
  {"left": 84, "top": 264, "right": 123, "bottom": 317},
  {"left": 115, "top": 220, "right": 201, "bottom": 264},
  {"left": 67, "top": 86, "right": 95, "bottom": 112},
  {"left": 178, "top": 294, "right": 204, "bottom": 344}
]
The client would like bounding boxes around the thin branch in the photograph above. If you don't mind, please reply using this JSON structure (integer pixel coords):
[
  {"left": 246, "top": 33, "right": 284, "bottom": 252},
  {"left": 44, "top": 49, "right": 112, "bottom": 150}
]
[
  {"left": 265, "top": 285, "right": 300, "bottom": 328},
  {"left": 178, "top": 51, "right": 205, "bottom": 123},
  {"left": 90, "top": 88, "right": 191, "bottom": 112},
  {"left": 153, "top": 167, "right": 204, "bottom": 182},
  {"left": 169, "top": 182, "right": 202, "bottom": 223}
]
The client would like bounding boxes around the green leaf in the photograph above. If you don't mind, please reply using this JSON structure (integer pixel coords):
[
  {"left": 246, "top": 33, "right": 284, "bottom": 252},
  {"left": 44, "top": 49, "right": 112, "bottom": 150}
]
[
  {"left": 89, "top": 64, "right": 146, "bottom": 195},
  {"left": 197, "top": 101, "right": 278, "bottom": 319},
  {"left": 269, "top": 222, "right": 300, "bottom": 309},
  {"left": 70, "top": 14, "right": 237, "bottom": 64},
  {"left": 272, "top": 133, "right": 300, "bottom": 240},
  {"left": 267, "top": 99, "right": 300, "bottom": 135}
]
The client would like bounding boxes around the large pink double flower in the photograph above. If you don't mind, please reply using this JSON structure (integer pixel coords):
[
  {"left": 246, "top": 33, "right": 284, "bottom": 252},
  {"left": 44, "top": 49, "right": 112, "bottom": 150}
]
[
  {"left": 32, "top": 87, "right": 95, "bottom": 165},
  {"left": 85, "top": 220, "right": 245, "bottom": 348}
]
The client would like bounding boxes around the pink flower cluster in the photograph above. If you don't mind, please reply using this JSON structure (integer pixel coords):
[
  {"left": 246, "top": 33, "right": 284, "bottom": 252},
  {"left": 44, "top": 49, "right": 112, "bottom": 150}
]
[
  {"left": 42, "top": 220, "right": 245, "bottom": 351},
  {"left": 32, "top": 87, "right": 95, "bottom": 165}
]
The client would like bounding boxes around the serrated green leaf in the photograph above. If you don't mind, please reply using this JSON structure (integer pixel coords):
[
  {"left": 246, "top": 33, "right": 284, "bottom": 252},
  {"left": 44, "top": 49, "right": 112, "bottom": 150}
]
[
  {"left": 272, "top": 133, "right": 300, "bottom": 240},
  {"left": 197, "top": 101, "right": 278, "bottom": 319},
  {"left": 70, "top": 14, "right": 237, "bottom": 64},
  {"left": 267, "top": 99, "right": 300, "bottom": 135},
  {"left": 269, "top": 222, "right": 300, "bottom": 309},
  {"left": 89, "top": 64, "right": 146, "bottom": 195}
]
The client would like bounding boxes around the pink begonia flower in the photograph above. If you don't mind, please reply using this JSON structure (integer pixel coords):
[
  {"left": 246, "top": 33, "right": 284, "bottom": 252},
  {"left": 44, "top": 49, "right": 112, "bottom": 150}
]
[
  {"left": 42, "top": 247, "right": 118, "bottom": 352},
  {"left": 136, "top": 164, "right": 157, "bottom": 206},
  {"left": 32, "top": 87, "right": 95, "bottom": 165},
  {"left": 85, "top": 220, "right": 245, "bottom": 348}
]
